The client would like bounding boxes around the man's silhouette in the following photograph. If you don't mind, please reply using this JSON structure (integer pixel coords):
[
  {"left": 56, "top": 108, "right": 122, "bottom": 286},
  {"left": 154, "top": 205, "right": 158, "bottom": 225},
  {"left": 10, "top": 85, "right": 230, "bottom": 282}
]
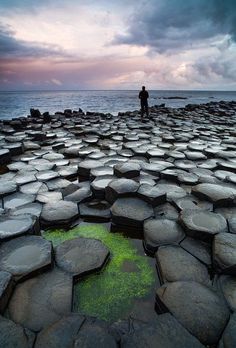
[{"left": 139, "top": 86, "right": 149, "bottom": 118}]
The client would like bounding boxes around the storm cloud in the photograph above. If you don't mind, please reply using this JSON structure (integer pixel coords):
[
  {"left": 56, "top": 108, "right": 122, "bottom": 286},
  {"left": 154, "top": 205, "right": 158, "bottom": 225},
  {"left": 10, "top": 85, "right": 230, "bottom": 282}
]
[{"left": 114, "top": 0, "right": 236, "bottom": 53}]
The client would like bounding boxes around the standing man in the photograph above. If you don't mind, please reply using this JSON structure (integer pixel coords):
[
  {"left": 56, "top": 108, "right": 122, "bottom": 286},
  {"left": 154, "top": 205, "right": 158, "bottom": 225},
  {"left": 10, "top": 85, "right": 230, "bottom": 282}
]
[{"left": 139, "top": 86, "right": 149, "bottom": 118}]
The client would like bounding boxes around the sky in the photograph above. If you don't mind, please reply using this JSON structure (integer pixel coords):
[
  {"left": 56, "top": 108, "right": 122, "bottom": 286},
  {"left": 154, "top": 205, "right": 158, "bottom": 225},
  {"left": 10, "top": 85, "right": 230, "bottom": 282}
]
[{"left": 0, "top": 0, "right": 236, "bottom": 91}]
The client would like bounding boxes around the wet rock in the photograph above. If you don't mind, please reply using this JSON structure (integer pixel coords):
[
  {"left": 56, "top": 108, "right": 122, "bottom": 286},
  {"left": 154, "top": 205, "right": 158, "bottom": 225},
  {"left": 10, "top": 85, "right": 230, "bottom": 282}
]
[
  {"left": 172, "top": 195, "right": 212, "bottom": 212},
  {"left": 192, "top": 183, "right": 236, "bottom": 207},
  {"left": 219, "top": 275, "right": 236, "bottom": 311},
  {"left": 219, "top": 313, "right": 236, "bottom": 348},
  {"left": 0, "top": 181, "right": 17, "bottom": 197},
  {"left": 36, "top": 170, "right": 60, "bottom": 182},
  {"left": 179, "top": 209, "right": 228, "bottom": 242},
  {"left": 0, "top": 316, "right": 35, "bottom": 348},
  {"left": 111, "top": 197, "right": 153, "bottom": 229},
  {"left": 10, "top": 202, "right": 43, "bottom": 218},
  {"left": 144, "top": 218, "right": 184, "bottom": 253},
  {"left": 35, "top": 314, "right": 85, "bottom": 348},
  {"left": 64, "top": 186, "right": 92, "bottom": 203},
  {"left": 37, "top": 191, "right": 62, "bottom": 204},
  {"left": 114, "top": 162, "right": 141, "bottom": 179},
  {"left": 79, "top": 200, "right": 111, "bottom": 221},
  {"left": 0, "top": 214, "right": 39, "bottom": 240},
  {"left": 156, "top": 245, "right": 209, "bottom": 285},
  {"left": 0, "top": 149, "right": 11, "bottom": 165},
  {"left": 157, "top": 184, "right": 187, "bottom": 201},
  {"left": 213, "top": 233, "right": 236, "bottom": 274},
  {"left": 8, "top": 268, "right": 73, "bottom": 331},
  {"left": 105, "top": 179, "right": 139, "bottom": 203},
  {"left": 156, "top": 281, "right": 230, "bottom": 346},
  {"left": 122, "top": 313, "right": 204, "bottom": 348},
  {"left": 19, "top": 181, "right": 47, "bottom": 195},
  {"left": 40, "top": 200, "right": 79, "bottom": 227},
  {"left": 3, "top": 192, "right": 35, "bottom": 210},
  {"left": 0, "top": 271, "right": 13, "bottom": 313},
  {"left": 55, "top": 237, "right": 109, "bottom": 280},
  {"left": 137, "top": 184, "right": 166, "bottom": 206},
  {"left": 91, "top": 175, "right": 114, "bottom": 198},
  {"left": 154, "top": 202, "right": 179, "bottom": 220},
  {"left": 78, "top": 160, "right": 103, "bottom": 178},
  {"left": 0, "top": 236, "right": 52, "bottom": 281},
  {"left": 180, "top": 237, "right": 211, "bottom": 266},
  {"left": 46, "top": 178, "right": 71, "bottom": 191}
]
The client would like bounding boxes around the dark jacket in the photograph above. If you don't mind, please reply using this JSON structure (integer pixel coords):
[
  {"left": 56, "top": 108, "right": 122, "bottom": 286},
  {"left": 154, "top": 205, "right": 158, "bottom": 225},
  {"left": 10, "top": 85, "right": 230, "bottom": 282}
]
[{"left": 139, "top": 90, "right": 149, "bottom": 102}]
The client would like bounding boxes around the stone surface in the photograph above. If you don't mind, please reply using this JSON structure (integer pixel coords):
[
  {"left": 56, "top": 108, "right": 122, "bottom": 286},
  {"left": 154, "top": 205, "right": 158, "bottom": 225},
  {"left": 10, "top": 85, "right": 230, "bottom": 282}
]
[
  {"left": 156, "top": 245, "right": 209, "bottom": 285},
  {"left": 179, "top": 209, "right": 228, "bottom": 241},
  {"left": 180, "top": 237, "right": 211, "bottom": 266},
  {"left": 219, "top": 313, "right": 236, "bottom": 348},
  {"left": 0, "top": 214, "right": 39, "bottom": 240},
  {"left": 192, "top": 183, "right": 236, "bottom": 206},
  {"left": 0, "top": 236, "right": 52, "bottom": 281},
  {"left": 0, "top": 316, "right": 35, "bottom": 348},
  {"left": 8, "top": 268, "right": 73, "bottom": 331},
  {"left": 213, "top": 233, "right": 236, "bottom": 274},
  {"left": 3, "top": 192, "right": 35, "bottom": 210},
  {"left": 156, "top": 281, "right": 230, "bottom": 346},
  {"left": 0, "top": 271, "right": 13, "bottom": 313},
  {"left": 105, "top": 178, "right": 139, "bottom": 203},
  {"left": 111, "top": 197, "right": 153, "bottom": 228},
  {"left": 137, "top": 184, "right": 166, "bottom": 206},
  {"left": 122, "top": 313, "right": 204, "bottom": 348},
  {"left": 114, "top": 162, "right": 141, "bottom": 178},
  {"left": 40, "top": 200, "right": 79, "bottom": 226},
  {"left": 55, "top": 237, "right": 109, "bottom": 279},
  {"left": 144, "top": 218, "right": 185, "bottom": 253},
  {"left": 0, "top": 181, "right": 17, "bottom": 197},
  {"left": 64, "top": 186, "right": 92, "bottom": 203},
  {"left": 219, "top": 275, "right": 236, "bottom": 311}
]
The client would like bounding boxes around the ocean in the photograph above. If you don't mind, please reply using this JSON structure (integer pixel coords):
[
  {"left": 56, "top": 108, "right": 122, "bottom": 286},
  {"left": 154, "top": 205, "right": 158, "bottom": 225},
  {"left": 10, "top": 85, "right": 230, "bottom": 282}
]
[{"left": 0, "top": 90, "right": 236, "bottom": 120}]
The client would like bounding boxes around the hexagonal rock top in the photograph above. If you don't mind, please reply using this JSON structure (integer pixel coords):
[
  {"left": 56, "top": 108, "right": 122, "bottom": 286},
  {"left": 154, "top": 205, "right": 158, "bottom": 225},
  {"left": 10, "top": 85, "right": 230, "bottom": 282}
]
[
  {"left": 156, "top": 245, "right": 209, "bottom": 285},
  {"left": 137, "top": 184, "right": 166, "bottom": 207},
  {"left": 78, "top": 160, "right": 103, "bottom": 177},
  {"left": 0, "top": 181, "right": 17, "bottom": 197},
  {"left": 144, "top": 219, "right": 185, "bottom": 253},
  {"left": 156, "top": 281, "right": 230, "bottom": 346},
  {"left": 192, "top": 183, "right": 236, "bottom": 207},
  {"left": 111, "top": 197, "right": 154, "bottom": 228},
  {"left": 0, "top": 236, "right": 52, "bottom": 281},
  {"left": 40, "top": 200, "right": 79, "bottom": 227},
  {"left": 114, "top": 162, "right": 141, "bottom": 179},
  {"left": 179, "top": 209, "right": 228, "bottom": 242},
  {"left": 0, "top": 316, "right": 35, "bottom": 348},
  {"left": 55, "top": 237, "right": 109, "bottom": 280},
  {"left": 213, "top": 233, "right": 236, "bottom": 275},
  {"left": 8, "top": 268, "right": 73, "bottom": 332},
  {"left": 0, "top": 214, "right": 39, "bottom": 241},
  {"left": 105, "top": 178, "right": 139, "bottom": 203}
]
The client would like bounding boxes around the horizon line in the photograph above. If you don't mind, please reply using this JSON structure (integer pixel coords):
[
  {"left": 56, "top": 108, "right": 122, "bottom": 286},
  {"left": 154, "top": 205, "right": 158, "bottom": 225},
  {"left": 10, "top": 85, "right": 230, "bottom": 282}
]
[{"left": 0, "top": 89, "right": 236, "bottom": 93}]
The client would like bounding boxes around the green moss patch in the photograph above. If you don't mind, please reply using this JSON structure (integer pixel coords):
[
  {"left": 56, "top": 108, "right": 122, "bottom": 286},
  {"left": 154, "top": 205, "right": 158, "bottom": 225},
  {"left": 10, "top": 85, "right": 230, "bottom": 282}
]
[{"left": 44, "top": 224, "right": 155, "bottom": 322}]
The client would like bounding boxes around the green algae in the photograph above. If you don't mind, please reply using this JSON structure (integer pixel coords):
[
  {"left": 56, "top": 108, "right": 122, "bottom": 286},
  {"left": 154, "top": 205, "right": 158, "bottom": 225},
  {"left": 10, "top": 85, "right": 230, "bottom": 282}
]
[{"left": 44, "top": 224, "right": 155, "bottom": 322}]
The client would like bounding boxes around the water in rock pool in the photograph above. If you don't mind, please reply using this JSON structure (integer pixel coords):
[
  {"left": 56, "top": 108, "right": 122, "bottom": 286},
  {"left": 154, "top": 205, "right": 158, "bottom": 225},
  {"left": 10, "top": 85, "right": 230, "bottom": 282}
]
[{"left": 43, "top": 222, "right": 159, "bottom": 323}]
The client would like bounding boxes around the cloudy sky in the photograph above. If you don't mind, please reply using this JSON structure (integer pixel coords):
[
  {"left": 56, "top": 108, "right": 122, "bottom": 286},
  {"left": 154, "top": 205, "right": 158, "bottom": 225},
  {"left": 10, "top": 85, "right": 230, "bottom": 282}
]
[{"left": 0, "top": 0, "right": 236, "bottom": 90}]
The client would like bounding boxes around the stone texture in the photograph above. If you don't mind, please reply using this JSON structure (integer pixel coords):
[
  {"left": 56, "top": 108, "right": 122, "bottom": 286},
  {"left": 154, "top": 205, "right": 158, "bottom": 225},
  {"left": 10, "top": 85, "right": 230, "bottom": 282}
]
[
  {"left": 40, "top": 200, "right": 79, "bottom": 227},
  {"left": 105, "top": 179, "right": 139, "bottom": 203},
  {"left": 192, "top": 183, "right": 236, "bottom": 207},
  {"left": 180, "top": 237, "right": 211, "bottom": 266},
  {"left": 219, "top": 313, "right": 236, "bottom": 348},
  {"left": 137, "top": 184, "right": 166, "bottom": 206},
  {"left": 0, "top": 271, "right": 13, "bottom": 313},
  {"left": 0, "top": 214, "right": 39, "bottom": 240},
  {"left": 156, "top": 281, "right": 230, "bottom": 346},
  {"left": 114, "top": 162, "right": 141, "bottom": 179},
  {"left": 213, "top": 233, "right": 236, "bottom": 274}
]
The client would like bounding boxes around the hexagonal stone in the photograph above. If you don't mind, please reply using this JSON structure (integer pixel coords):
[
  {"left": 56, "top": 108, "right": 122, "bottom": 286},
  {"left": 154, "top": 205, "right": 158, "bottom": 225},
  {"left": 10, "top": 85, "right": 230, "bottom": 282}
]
[
  {"left": 10, "top": 202, "right": 43, "bottom": 218},
  {"left": 228, "top": 217, "right": 236, "bottom": 234},
  {"left": 0, "top": 181, "right": 17, "bottom": 197},
  {"left": 179, "top": 209, "right": 228, "bottom": 242},
  {"left": 121, "top": 313, "right": 204, "bottom": 348},
  {"left": 36, "top": 170, "right": 60, "bottom": 182},
  {"left": 157, "top": 184, "right": 187, "bottom": 201},
  {"left": 0, "top": 271, "right": 13, "bottom": 313},
  {"left": 172, "top": 195, "right": 213, "bottom": 212},
  {"left": 79, "top": 200, "right": 111, "bottom": 222},
  {"left": 111, "top": 197, "right": 153, "bottom": 229},
  {"left": 154, "top": 203, "right": 179, "bottom": 220},
  {"left": 156, "top": 245, "right": 209, "bottom": 285},
  {"left": 144, "top": 219, "right": 185, "bottom": 253},
  {"left": 0, "top": 149, "right": 11, "bottom": 165},
  {"left": 180, "top": 237, "right": 211, "bottom": 266},
  {"left": 64, "top": 186, "right": 92, "bottom": 203},
  {"left": 91, "top": 175, "right": 114, "bottom": 198},
  {"left": 219, "top": 275, "right": 236, "bottom": 311},
  {"left": 0, "top": 316, "right": 35, "bottom": 348},
  {"left": 0, "top": 214, "right": 39, "bottom": 241},
  {"left": 19, "top": 181, "right": 48, "bottom": 195},
  {"left": 114, "top": 162, "right": 141, "bottom": 179},
  {"left": 137, "top": 184, "right": 166, "bottom": 207},
  {"left": 37, "top": 191, "right": 63, "bottom": 204},
  {"left": 219, "top": 313, "right": 236, "bottom": 348},
  {"left": 213, "top": 233, "right": 236, "bottom": 274},
  {"left": 46, "top": 178, "right": 71, "bottom": 191},
  {"left": 78, "top": 160, "right": 103, "bottom": 177},
  {"left": 192, "top": 183, "right": 236, "bottom": 207},
  {"left": 55, "top": 237, "right": 109, "bottom": 280},
  {"left": 3, "top": 192, "right": 35, "bottom": 210},
  {"left": 156, "top": 281, "right": 230, "bottom": 346},
  {"left": 40, "top": 200, "right": 79, "bottom": 227},
  {"left": 8, "top": 268, "right": 73, "bottom": 331},
  {"left": 0, "top": 236, "right": 52, "bottom": 281},
  {"left": 35, "top": 314, "right": 85, "bottom": 348},
  {"left": 14, "top": 172, "right": 36, "bottom": 185},
  {"left": 105, "top": 178, "right": 139, "bottom": 203}
]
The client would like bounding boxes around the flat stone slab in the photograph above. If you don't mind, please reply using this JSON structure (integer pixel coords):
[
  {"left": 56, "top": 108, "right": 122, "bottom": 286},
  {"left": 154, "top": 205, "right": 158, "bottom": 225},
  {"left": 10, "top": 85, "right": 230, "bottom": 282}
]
[
  {"left": 180, "top": 237, "right": 211, "bottom": 266},
  {"left": 219, "top": 313, "right": 236, "bottom": 348},
  {"left": 157, "top": 184, "right": 187, "bottom": 201},
  {"left": 0, "top": 181, "right": 17, "bottom": 196},
  {"left": 8, "top": 268, "right": 73, "bottom": 331},
  {"left": 219, "top": 275, "right": 236, "bottom": 311},
  {"left": 105, "top": 178, "right": 139, "bottom": 203},
  {"left": 64, "top": 186, "right": 92, "bottom": 203},
  {"left": 0, "top": 271, "right": 13, "bottom": 313},
  {"left": 213, "top": 233, "right": 236, "bottom": 274},
  {"left": 55, "top": 237, "right": 109, "bottom": 279},
  {"left": 78, "top": 160, "right": 103, "bottom": 177},
  {"left": 156, "top": 245, "right": 209, "bottom": 285},
  {"left": 0, "top": 214, "right": 38, "bottom": 240},
  {"left": 0, "top": 236, "right": 52, "bottom": 281},
  {"left": 10, "top": 202, "right": 43, "bottom": 217},
  {"left": 179, "top": 209, "right": 228, "bottom": 242},
  {"left": 36, "top": 170, "right": 59, "bottom": 182},
  {"left": 137, "top": 184, "right": 166, "bottom": 206},
  {"left": 111, "top": 197, "right": 153, "bottom": 228},
  {"left": 35, "top": 314, "right": 85, "bottom": 348},
  {"left": 3, "top": 192, "right": 35, "bottom": 210},
  {"left": 40, "top": 200, "right": 79, "bottom": 227},
  {"left": 79, "top": 200, "right": 111, "bottom": 221},
  {"left": 114, "top": 162, "right": 141, "bottom": 178},
  {"left": 122, "top": 313, "right": 204, "bottom": 348},
  {"left": 37, "top": 191, "right": 62, "bottom": 204},
  {"left": 144, "top": 218, "right": 185, "bottom": 253},
  {"left": 192, "top": 183, "right": 236, "bottom": 207},
  {"left": 0, "top": 316, "right": 35, "bottom": 348},
  {"left": 156, "top": 281, "right": 230, "bottom": 346}
]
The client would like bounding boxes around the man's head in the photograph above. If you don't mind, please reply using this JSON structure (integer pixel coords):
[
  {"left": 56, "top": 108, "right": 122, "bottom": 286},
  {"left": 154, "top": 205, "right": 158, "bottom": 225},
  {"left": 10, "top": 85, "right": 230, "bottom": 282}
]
[{"left": 142, "top": 86, "right": 145, "bottom": 91}]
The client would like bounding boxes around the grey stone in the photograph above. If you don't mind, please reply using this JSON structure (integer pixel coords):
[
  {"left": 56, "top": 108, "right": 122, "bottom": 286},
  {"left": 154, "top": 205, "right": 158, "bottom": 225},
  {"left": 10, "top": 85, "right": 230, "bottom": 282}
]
[
  {"left": 114, "top": 162, "right": 141, "bottom": 179},
  {"left": 219, "top": 313, "right": 236, "bottom": 348},
  {"left": 0, "top": 271, "right": 13, "bottom": 313},
  {"left": 137, "top": 184, "right": 166, "bottom": 206},
  {"left": 40, "top": 200, "right": 79, "bottom": 227},
  {"left": 0, "top": 214, "right": 39, "bottom": 240},
  {"left": 74, "top": 323, "right": 117, "bottom": 348},
  {"left": 219, "top": 275, "right": 236, "bottom": 311},
  {"left": 192, "top": 183, "right": 236, "bottom": 207},
  {"left": 180, "top": 237, "right": 211, "bottom": 266},
  {"left": 105, "top": 179, "right": 139, "bottom": 203},
  {"left": 213, "top": 233, "right": 236, "bottom": 274},
  {"left": 3, "top": 193, "right": 35, "bottom": 210}
]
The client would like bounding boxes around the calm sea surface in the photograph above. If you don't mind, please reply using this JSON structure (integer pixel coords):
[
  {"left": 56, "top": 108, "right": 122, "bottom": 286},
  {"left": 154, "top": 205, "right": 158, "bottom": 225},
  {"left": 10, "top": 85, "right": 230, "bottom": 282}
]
[{"left": 0, "top": 90, "right": 236, "bottom": 120}]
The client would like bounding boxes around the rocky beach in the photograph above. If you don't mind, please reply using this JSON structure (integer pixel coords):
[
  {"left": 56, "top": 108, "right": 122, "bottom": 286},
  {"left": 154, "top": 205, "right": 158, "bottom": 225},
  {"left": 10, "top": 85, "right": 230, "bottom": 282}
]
[{"left": 0, "top": 100, "right": 236, "bottom": 347}]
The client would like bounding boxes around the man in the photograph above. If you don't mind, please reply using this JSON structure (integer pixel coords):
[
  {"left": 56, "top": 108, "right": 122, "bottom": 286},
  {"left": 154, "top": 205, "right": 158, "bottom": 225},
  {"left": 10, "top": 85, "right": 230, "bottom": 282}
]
[{"left": 139, "top": 86, "right": 149, "bottom": 118}]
